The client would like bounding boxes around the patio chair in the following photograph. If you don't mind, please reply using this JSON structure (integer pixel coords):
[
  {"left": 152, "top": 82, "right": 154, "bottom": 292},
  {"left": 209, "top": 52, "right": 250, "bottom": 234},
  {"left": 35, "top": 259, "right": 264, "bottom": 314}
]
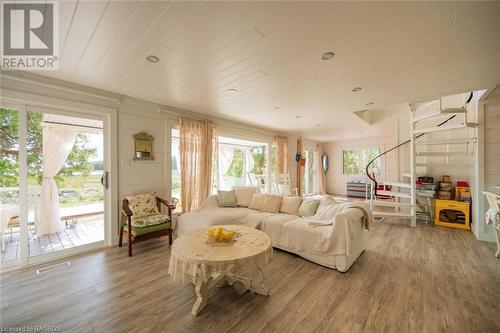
[{"left": 119, "top": 192, "right": 178, "bottom": 257}]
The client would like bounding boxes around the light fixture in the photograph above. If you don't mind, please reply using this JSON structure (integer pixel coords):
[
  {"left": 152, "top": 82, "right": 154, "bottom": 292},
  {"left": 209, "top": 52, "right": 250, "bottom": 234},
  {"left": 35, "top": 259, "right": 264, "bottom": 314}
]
[
  {"left": 365, "top": 102, "right": 374, "bottom": 106},
  {"left": 227, "top": 88, "right": 238, "bottom": 93},
  {"left": 352, "top": 87, "right": 362, "bottom": 92},
  {"left": 146, "top": 55, "right": 160, "bottom": 63},
  {"left": 295, "top": 115, "right": 301, "bottom": 119},
  {"left": 274, "top": 106, "right": 281, "bottom": 110},
  {"left": 321, "top": 52, "right": 335, "bottom": 60}
]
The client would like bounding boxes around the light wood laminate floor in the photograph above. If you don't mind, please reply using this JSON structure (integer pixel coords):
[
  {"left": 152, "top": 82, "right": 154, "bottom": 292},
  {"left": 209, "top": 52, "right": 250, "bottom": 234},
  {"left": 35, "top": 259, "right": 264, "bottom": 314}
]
[{"left": 1, "top": 218, "right": 499, "bottom": 332}]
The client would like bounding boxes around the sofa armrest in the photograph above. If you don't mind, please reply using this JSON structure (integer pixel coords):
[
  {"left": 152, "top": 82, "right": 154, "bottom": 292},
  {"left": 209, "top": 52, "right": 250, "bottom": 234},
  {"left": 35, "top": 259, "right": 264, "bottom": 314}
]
[{"left": 330, "top": 208, "right": 366, "bottom": 256}]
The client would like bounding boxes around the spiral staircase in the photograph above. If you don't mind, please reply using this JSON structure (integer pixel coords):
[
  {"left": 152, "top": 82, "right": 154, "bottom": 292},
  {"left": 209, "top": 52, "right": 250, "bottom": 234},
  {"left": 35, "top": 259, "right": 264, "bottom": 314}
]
[{"left": 366, "top": 92, "right": 477, "bottom": 226}]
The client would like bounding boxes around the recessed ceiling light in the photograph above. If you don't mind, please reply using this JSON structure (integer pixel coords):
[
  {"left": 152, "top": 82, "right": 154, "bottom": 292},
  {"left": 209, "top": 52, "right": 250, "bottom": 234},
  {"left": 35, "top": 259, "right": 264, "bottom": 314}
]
[
  {"left": 321, "top": 52, "right": 335, "bottom": 60},
  {"left": 146, "top": 55, "right": 160, "bottom": 63},
  {"left": 365, "top": 102, "right": 374, "bottom": 106},
  {"left": 227, "top": 88, "right": 238, "bottom": 93},
  {"left": 274, "top": 106, "right": 281, "bottom": 110},
  {"left": 295, "top": 115, "right": 301, "bottom": 119},
  {"left": 352, "top": 87, "right": 362, "bottom": 92}
]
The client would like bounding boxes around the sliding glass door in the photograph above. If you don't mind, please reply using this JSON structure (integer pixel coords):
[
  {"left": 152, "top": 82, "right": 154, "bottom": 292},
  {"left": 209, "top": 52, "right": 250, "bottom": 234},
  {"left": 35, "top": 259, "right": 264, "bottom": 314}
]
[{"left": 0, "top": 104, "right": 108, "bottom": 268}]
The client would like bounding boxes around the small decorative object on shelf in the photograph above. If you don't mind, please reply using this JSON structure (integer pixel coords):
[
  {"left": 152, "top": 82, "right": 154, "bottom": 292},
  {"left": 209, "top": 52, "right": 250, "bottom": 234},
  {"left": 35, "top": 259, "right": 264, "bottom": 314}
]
[
  {"left": 438, "top": 175, "right": 453, "bottom": 199},
  {"left": 456, "top": 180, "right": 471, "bottom": 203}
]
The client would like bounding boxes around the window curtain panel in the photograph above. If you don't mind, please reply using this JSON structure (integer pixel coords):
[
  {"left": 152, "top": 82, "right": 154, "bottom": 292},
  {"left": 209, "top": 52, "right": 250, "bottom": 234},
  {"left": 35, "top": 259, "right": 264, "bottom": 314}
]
[
  {"left": 39, "top": 126, "right": 78, "bottom": 235},
  {"left": 217, "top": 144, "right": 234, "bottom": 190},
  {"left": 275, "top": 135, "right": 288, "bottom": 174},
  {"left": 316, "top": 144, "right": 327, "bottom": 194},
  {"left": 179, "top": 117, "right": 215, "bottom": 212}
]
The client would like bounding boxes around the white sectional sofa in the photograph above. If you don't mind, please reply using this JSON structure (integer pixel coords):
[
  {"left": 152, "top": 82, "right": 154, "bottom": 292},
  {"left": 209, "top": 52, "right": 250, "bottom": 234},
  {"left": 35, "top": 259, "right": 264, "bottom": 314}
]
[{"left": 176, "top": 189, "right": 371, "bottom": 272}]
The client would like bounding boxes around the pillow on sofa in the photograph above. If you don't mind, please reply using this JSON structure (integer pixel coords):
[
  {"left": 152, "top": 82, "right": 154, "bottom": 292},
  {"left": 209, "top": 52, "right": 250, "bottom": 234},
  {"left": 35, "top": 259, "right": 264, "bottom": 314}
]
[
  {"left": 233, "top": 186, "right": 258, "bottom": 207},
  {"left": 298, "top": 199, "right": 321, "bottom": 217},
  {"left": 280, "top": 196, "right": 302, "bottom": 215},
  {"left": 218, "top": 190, "right": 238, "bottom": 207},
  {"left": 261, "top": 195, "right": 283, "bottom": 213},
  {"left": 248, "top": 193, "right": 267, "bottom": 210}
]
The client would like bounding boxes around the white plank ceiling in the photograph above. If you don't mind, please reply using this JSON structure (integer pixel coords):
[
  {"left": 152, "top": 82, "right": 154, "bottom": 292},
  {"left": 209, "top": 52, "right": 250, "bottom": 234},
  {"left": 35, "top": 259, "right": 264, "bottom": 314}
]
[{"left": 33, "top": 1, "right": 500, "bottom": 141}]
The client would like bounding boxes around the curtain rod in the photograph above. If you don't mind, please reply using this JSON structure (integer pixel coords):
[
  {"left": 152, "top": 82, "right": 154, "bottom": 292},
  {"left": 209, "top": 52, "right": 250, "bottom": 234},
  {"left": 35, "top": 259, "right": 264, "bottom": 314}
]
[
  {"left": 1, "top": 73, "right": 121, "bottom": 104},
  {"left": 158, "top": 108, "right": 278, "bottom": 138},
  {"left": 42, "top": 121, "right": 103, "bottom": 130}
]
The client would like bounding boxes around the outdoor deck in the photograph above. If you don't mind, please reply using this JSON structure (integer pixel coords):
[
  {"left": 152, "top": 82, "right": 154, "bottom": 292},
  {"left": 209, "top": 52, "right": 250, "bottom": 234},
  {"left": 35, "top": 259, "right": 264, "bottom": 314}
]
[{"left": 1, "top": 216, "right": 103, "bottom": 263}]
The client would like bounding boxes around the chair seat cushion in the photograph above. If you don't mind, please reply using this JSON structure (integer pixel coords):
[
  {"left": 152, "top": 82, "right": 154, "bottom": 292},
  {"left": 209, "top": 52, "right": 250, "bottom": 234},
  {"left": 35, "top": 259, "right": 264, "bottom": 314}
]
[
  {"left": 124, "top": 221, "right": 171, "bottom": 237},
  {"left": 131, "top": 214, "right": 170, "bottom": 228}
]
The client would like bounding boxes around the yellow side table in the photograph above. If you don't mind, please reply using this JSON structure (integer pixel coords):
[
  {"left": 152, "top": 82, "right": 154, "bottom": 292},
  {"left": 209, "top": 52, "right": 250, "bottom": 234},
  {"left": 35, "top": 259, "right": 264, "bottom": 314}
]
[{"left": 434, "top": 199, "right": 470, "bottom": 230}]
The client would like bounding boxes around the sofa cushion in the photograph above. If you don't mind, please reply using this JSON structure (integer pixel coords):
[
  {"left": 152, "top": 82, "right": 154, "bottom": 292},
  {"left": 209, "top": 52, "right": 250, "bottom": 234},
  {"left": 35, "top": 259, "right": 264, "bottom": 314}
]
[
  {"left": 298, "top": 199, "right": 321, "bottom": 217},
  {"left": 280, "top": 196, "right": 302, "bottom": 215},
  {"left": 125, "top": 192, "right": 159, "bottom": 218},
  {"left": 218, "top": 190, "right": 238, "bottom": 207},
  {"left": 248, "top": 193, "right": 267, "bottom": 210},
  {"left": 261, "top": 195, "right": 283, "bottom": 213},
  {"left": 233, "top": 186, "right": 258, "bottom": 207}
]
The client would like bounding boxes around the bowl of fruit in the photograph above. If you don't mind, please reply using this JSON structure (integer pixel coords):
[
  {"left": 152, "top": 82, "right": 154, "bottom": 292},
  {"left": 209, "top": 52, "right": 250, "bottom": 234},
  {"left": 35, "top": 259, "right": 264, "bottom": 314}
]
[{"left": 207, "top": 226, "right": 235, "bottom": 244}]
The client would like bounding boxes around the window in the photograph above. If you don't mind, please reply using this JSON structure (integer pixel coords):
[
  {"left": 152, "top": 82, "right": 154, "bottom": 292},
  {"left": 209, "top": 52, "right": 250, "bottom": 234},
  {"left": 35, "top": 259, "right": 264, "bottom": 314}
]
[
  {"left": 302, "top": 149, "right": 318, "bottom": 195},
  {"left": 171, "top": 128, "right": 181, "bottom": 204},
  {"left": 342, "top": 147, "right": 381, "bottom": 176},
  {"left": 216, "top": 136, "right": 269, "bottom": 192}
]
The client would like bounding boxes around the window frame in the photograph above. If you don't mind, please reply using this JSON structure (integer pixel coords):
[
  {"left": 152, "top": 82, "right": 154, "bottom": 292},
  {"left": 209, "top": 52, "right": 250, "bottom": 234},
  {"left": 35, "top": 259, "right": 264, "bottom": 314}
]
[{"left": 342, "top": 146, "right": 382, "bottom": 177}]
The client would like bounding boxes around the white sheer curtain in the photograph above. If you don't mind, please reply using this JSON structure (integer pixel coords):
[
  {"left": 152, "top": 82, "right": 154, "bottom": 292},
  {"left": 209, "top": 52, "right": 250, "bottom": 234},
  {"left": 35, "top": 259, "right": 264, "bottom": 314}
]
[
  {"left": 245, "top": 149, "right": 256, "bottom": 185},
  {"left": 217, "top": 145, "right": 234, "bottom": 190},
  {"left": 38, "top": 126, "right": 77, "bottom": 235}
]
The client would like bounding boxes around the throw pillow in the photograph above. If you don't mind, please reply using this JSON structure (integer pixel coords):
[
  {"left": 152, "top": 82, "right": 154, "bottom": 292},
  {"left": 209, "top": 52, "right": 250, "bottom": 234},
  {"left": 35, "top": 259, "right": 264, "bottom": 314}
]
[
  {"left": 233, "top": 186, "right": 258, "bottom": 207},
  {"left": 280, "top": 196, "right": 302, "bottom": 215},
  {"left": 217, "top": 190, "right": 238, "bottom": 207},
  {"left": 248, "top": 193, "right": 267, "bottom": 210},
  {"left": 298, "top": 199, "right": 321, "bottom": 217},
  {"left": 125, "top": 192, "right": 159, "bottom": 218},
  {"left": 261, "top": 195, "right": 283, "bottom": 213}
]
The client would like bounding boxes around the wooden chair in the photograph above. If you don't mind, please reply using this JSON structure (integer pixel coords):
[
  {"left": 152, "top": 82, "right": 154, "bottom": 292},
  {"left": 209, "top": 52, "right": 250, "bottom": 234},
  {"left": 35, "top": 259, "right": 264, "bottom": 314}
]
[{"left": 119, "top": 193, "right": 178, "bottom": 256}]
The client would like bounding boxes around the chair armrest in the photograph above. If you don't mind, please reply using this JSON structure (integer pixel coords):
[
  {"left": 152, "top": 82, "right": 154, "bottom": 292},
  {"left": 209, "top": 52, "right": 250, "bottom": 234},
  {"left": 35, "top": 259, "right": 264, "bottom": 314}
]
[
  {"left": 156, "top": 196, "right": 178, "bottom": 209},
  {"left": 122, "top": 199, "right": 133, "bottom": 217}
]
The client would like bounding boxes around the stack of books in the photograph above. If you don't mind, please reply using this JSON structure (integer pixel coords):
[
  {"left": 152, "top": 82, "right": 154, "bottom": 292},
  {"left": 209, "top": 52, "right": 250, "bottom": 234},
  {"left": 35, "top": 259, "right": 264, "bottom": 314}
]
[{"left": 416, "top": 177, "right": 437, "bottom": 197}]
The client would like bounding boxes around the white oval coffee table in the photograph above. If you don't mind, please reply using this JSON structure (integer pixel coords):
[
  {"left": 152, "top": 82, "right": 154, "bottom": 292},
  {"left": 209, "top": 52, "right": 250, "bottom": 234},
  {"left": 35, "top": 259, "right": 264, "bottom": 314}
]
[{"left": 168, "top": 225, "right": 272, "bottom": 316}]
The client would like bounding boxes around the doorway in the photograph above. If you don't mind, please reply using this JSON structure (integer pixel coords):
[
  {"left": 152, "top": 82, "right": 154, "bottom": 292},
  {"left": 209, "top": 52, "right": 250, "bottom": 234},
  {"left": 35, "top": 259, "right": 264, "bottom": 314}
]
[{"left": 0, "top": 104, "right": 110, "bottom": 268}]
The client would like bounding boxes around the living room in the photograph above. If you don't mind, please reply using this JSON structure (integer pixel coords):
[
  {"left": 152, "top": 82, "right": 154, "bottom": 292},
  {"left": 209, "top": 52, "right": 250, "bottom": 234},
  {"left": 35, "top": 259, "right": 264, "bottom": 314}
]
[{"left": 1, "top": 1, "right": 499, "bottom": 332}]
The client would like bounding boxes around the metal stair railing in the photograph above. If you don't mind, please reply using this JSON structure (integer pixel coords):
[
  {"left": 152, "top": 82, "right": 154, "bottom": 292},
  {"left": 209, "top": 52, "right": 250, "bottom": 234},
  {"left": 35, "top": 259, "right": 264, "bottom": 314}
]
[{"left": 365, "top": 92, "right": 473, "bottom": 197}]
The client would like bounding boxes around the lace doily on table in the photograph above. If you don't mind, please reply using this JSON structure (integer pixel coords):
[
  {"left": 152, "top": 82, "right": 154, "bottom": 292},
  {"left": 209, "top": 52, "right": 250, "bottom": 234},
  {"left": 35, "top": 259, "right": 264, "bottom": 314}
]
[{"left": 168, "top": 225, "right": 272, "bottom": 284}]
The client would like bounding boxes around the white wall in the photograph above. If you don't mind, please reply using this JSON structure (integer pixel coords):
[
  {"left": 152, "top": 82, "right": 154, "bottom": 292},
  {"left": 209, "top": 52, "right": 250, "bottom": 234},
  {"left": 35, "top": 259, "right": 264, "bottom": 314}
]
[
  {"left": 321, "top": 135, "right": 398, "bottom": 195},
  {"left": 0, "top": 72, "right": 299, "bottom": 245},
  {"left": 475, "top": 85, "right": 500, "bottom": 242}
]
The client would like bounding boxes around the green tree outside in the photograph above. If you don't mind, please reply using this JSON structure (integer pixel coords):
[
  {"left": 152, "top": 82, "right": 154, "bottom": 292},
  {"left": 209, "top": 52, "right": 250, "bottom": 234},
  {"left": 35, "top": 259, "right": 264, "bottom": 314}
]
[{"left": 0, "top": 108, "right": 97, "bottom": 188}]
